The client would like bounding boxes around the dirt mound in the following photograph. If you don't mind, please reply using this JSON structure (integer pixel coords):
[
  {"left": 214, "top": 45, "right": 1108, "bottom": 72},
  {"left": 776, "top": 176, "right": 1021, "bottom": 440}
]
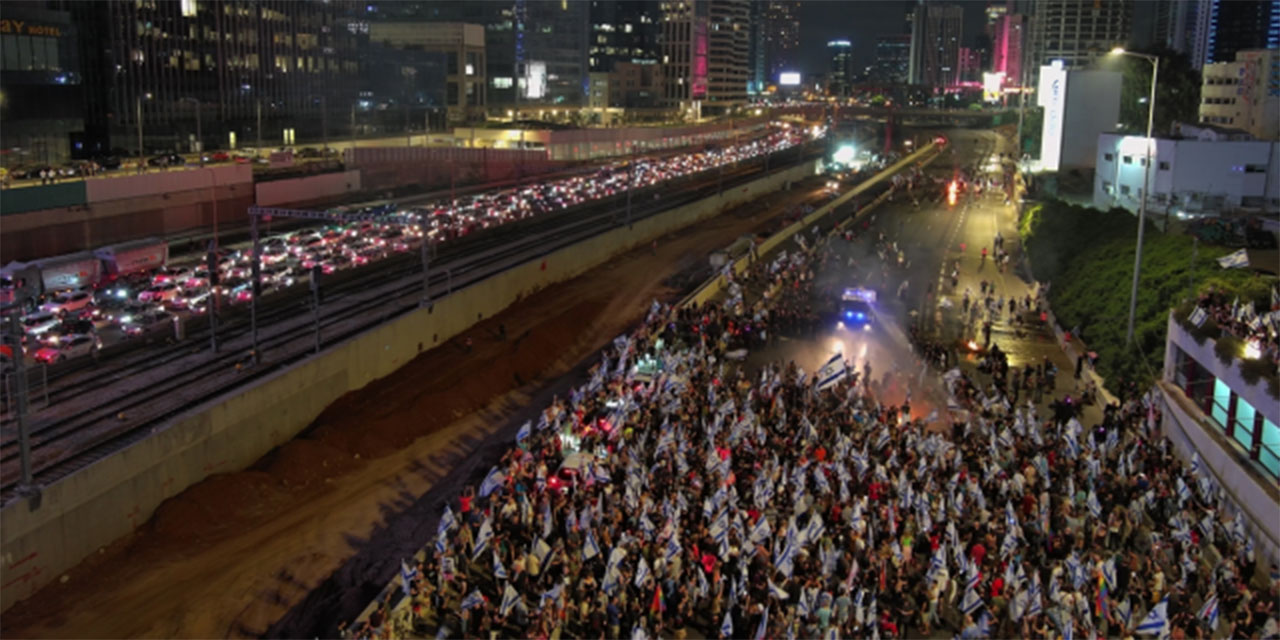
[
  {"left": 254, "top": 438, "right": 363, "bottom": 490},
  {"left": 150, "top": 471, "right": 287, "bottom": 542}
]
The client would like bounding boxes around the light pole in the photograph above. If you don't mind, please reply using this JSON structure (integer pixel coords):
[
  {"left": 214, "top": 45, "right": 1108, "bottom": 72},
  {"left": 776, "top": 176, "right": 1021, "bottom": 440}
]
[
  {"left": 179, "top": 97, "right": 201, "bottom": 163},
  {"left": 135, "top": 92, "right": 152, "bottom": 174},
  {"left": 1110, "top": 47, "right": 1159, "bottom": 348}
]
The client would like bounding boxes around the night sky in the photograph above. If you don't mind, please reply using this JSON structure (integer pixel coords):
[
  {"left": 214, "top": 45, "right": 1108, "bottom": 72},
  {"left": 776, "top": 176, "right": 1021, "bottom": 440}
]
[{"left": 795, "top": 1, "right": 993, "bottom": 76}]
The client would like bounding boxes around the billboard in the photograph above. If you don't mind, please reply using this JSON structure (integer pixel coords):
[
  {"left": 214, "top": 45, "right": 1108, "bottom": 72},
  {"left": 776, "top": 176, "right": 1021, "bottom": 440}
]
[
  {"left": 779, "top": 71, "right": 801, "bottom": 86},
  {"left": 524, "top": 61, "right": 547, "bottom": 100},
  {"left": 1037, "top": 62, "right": 1066, "bottom": 172},
  {"left": 983, "top": 72, "right": 1005, "bottom": 103}
]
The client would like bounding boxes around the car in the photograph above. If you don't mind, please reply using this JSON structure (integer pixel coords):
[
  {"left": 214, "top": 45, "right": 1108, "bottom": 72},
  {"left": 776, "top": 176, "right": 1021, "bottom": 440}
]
[
  {"left": 182, "top": 268, "right": 211, "bottom": 290},
  {"left": 121, "top": 310, "right": 174, "bottom": 336},
  {"left": 40, "top": 290, "right": 94, "bottom": 315},
  {"left": 93, "top": 155, "right": 122, "bottom": 170},
  {"left": 33, "top": 334, "right": 98, "bottom": 363},
  {"left": 229, "top": 283, "right": 254, "bottom": 303},
  {"left": 171, "top": 289, "right": 212, "bottom": 314},
  {"left": 153, "top": 266, "right": 193, "bottom": 285},
  {"left": 108, "top": 300, "right": 162, "bottom": 325},
  {"left": 208, "top": 151, "right": 230, "bottom": 163},
  {"left": 99, "top": 272, "right": 155, "bottom": 301},
  {"left": 262, "top": 264, "right": 294, "bottom": 287},
  {"left": 20, "top": 312, "right": 61, "bottom": 337},
  {"left": 52, "top": 318, "right": 96, "bottom": 338},
  {"left": 138, "top": 282, "right": 181, "bottom": 303},
  {"left": 836, "top": 287, "right": 876, "bottom": 331}
]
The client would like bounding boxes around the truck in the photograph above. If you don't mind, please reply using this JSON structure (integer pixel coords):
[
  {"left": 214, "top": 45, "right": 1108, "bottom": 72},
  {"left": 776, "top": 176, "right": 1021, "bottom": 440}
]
[
  {"left": 94, "top": 238, "right": 169, "bottom": 277},
  {"left": 0, "top": 252, "right": 104, "bottom": 308}
]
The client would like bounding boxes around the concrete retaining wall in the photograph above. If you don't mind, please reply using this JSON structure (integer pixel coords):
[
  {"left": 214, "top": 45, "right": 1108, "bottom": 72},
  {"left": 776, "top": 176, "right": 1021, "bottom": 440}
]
[
  {"left": 0, "top": 160, "right": 817, "bottom": 612},
  {"left": 256, "top": 170, "right": 363, "bottom": 207}
]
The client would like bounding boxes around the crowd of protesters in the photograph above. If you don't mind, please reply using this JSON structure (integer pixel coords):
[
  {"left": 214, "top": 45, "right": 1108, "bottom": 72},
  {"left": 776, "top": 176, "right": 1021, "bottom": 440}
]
[
  {"left": 343, "top": 221, "right": 1278, "bottom": 640},
  {"left": 1192, "top": 286, "right": 1280, "bottom": 366}
]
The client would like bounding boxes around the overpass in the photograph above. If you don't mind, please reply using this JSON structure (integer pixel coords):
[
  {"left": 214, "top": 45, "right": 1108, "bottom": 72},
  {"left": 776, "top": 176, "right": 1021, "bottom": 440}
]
[{"left": 836, "top": 104, "right": 1016, "bottom": 128}]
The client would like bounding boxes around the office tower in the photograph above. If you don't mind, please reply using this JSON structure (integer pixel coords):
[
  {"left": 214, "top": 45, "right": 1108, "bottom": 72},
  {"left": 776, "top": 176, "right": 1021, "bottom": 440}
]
[
  {"left": 762, "top": 1, "right": 801, "bottom": 83},
  {"left": 1203, "top": 0, "right": 1280, "bottom": 67},
  {"left": 1028, "top": 0, "right": 1133, "bottom": 70},
  {"left": 828, "top": 39, "right": 854, "bottom": 97},
  {"left": 588, "top": 0, "right": 662, "bottom": 72},
  {"left": 909, "top": 2, "right": 964, "bottom": 87},
  {"left": 706, "top": 0, "right": 750, "bottom": 112},
  {"left": 874, "top": 34, "right": 912, "bottom": 84}
]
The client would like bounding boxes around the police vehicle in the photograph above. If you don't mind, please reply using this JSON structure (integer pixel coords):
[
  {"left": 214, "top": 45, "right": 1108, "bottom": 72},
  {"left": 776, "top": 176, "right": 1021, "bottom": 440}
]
[{"left": 836, "top": 287, "right": 876, "bottom": 331}]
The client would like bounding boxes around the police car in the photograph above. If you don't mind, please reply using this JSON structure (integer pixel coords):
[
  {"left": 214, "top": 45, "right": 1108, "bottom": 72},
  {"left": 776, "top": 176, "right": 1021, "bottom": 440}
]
[{"left": 836, "top": 287, "right": 876, "bottom": 331}]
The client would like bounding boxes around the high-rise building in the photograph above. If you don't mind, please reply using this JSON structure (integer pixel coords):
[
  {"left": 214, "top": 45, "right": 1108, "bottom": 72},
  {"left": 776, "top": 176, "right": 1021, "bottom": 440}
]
[
  {"left": 1027, "top": 0, "right": 1133, "bottom": 71},
  {"left": 372, "top": 1, "right": 588, "bottom": 108},
  {"left": 1200, "top": 48, "right": 1280, "bottom": 140},
  {"left": 1203, "top": 0, "right": 1280, "bottom": 67},
  {"left": 366, "top": 22, "right": 487, "bottom": 124},
  {"left": 747, "top": 0, "right": 766, "bottom": 94},
  {"left": 990, "top": 12, "right": 1026, "bottom": 86},
  {"left": 705, "top": 0, "right": 750, "bottom": 112},
  {"left": 661, "top": 0, "right": 708, "bottom": 112},
  {"left": 762, "top": 1, "right": 801, "bottom": 84},
  {"left": 588, "top": 0, "right": 661, "bottom": 73},
  {"left": 957, "top": 46, "right": 982, "bottom": 83},
  {"left": 874, "top": 34, "right": 912, "bottom": 84},
  {"left": 68, "top": 0, "right": 362, "bottom": 157},
  {"left": 828, "top": 39, "right": 854, "bottom": 97},
  {"left": 0, "top": 4, "right": 84, "bottom": 165},
  {"left": 908, "top": 2, "right": 964, "bottom": 87},
  {"left": 1151, "top": 0, "right": 1212, "bottom": 69}
]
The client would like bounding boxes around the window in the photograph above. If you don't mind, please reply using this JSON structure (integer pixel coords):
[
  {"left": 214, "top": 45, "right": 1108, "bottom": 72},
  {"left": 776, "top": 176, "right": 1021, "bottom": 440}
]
[
  {"left": 1261, "top": 418, "right": 1280, "bottom": 479},
  {"left": 1211, "top": 378, "right": 1231, "bottom": 429},
  {"left": 1244, "top": 164, "right": 1266, "bottom": 173},
  {"left": 1102, "top": 181, "right": 1113, "bottom": 193},
  {"left": 1158, "top": 161, "right": 1170, "bottom": 170},
  {"left": 1104, "top": 152, "right": 1114, "bottom": 161},
  {"left": 1120, "top": 184, "right": 1131, "bottom": 195},
  {"left": 1122, "top": 155, "right": 1132, "bottom": 164},
  {"left": 491, "top": 76, "right": 513, "bottom": 89},
  {"left": 1234, "top": 396, "right": 1256, "bottom": 451}
]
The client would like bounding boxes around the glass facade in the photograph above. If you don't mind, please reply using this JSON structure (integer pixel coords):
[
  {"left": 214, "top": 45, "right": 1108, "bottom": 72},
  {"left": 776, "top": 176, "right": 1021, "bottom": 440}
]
[{"left": 1173, "top": 344, "right": 1278, "bottom": 482}]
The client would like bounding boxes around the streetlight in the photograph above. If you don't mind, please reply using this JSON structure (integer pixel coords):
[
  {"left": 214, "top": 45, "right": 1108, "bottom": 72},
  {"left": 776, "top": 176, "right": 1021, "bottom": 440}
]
[
  {"left": 135, "top": 92, "right": 153, "bottom": 174},
  {"left": 178, "top": 97, "right": 201, "bottom": 163},
  {"left": 1109, "top": 47, "right": 1159, "bottom": 348}
]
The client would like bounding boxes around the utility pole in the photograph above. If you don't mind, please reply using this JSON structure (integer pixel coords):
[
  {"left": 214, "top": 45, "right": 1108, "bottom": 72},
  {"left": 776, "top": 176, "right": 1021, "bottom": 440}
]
[
  {"left": 626, "top": 142, "right": 635, "bottom": 227},
  {"left": 250, "top": 212, "right": 261, "bottom": 365},
  {"left": 136, "top": 95, "right": 145, "bottom": 174},
  {"left": 351, "top": 102, "right": 357, "bottom": 150},
  {"left": 7, "top": 314, "right": 32, "bottom": 488},
  {"left": 256, "top": 99, "right": 263, "bottom": 157}
]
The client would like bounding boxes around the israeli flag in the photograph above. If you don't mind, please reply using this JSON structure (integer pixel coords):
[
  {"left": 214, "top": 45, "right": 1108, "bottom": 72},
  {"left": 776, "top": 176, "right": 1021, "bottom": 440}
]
[
  {"left": 515, "top": 420, "right": 532, "bottom": 444},
  {"left": 816, "top": 353, "right": 847, "bottom": 391},
  {"left": 797, "top": 588, "right": 812, "bottom": 617},
  {"left": 1115, "top": 598, "right": 1133, "bottom": 629},
  {"left": 1188, "top": 306, "right": 1209, "bottom": 327},
  {"left": 1198, "top": 593, "right": 1219, "bottom": 630},
  {"left": 1026, "top": 578, "right": 1043, "bottom": 618},
  {"left": 754, "top": 606, "right": 769, "bottom": 640},
  {"left": 1064, "top": 431, "right": 1081, "bottom": 459},
  {"left": 1102, "top": 557, "right": 1117, "bottom": 589},
  {"left": 721, "top": 610, "right": 734, "bottom": 638},
  {"left": 960, "top": 587, "right": 984, "bottom": 615},
  {"left": 583, "top": 530, "right": 600, "bottom": 561},
  {"left": 461, "top": 589, "right": 486, "bottom": 611},
  {"left": 664, "top": 535, "right": 682, "bottom": 564},
  {"left": 1216, "top": 248, "right": 1249, "bottom": 269},
  {"left": 639, "top": 513, "right": 656, "bottom": 540},
  {"left": 634, "top": 556, "right": 651, "bottom": 588},
  {"left": 768, "top": 579, "right": 790, "bottom": 601},
  {"left": 473, "top": 517, "right": 494, "bottom": 559},
  {"left": 479, "top": 466, "right": 505, "bottom": 498},
  {"left": 751, "top": 514, "right": 772, "bottom": 545},
  {"left": 532, "top": 538, "right": 552, "bottom": 567},
  {"left": 1135, "top": 597, "right": 1169, "bottom": 636},
  {"left": 438, "top": 505, "right": 457, "bottom": 537},
  {"left": 1190, "top": 451, "right": 1202, "bottom": 476},
  {"left": 540, "top": 583, "right": 564, "bottom": 610},
  {"left": 1087, "top": 490, "right": 1102, "bottom": 519},
  {"left": 400, "top": 558, "right": 416, "bottom": 597},
  {"left": 499, "top": 582, "right": 520, "bottom": 617},
  {"left": 542, "top": 501, "right": 554, "bottom": 539},
  {"left": 493, "top": 552, "right": 508, "bottom": 580}
]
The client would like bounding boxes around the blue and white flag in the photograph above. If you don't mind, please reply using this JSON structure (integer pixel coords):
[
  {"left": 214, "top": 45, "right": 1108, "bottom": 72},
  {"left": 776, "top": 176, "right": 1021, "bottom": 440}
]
[
  {"left": 515, "top": 420, "right": 532, "bottom": 444},
  {"left": 1217, "top": 248, "right": 1249, "bottom": 269},
  {"left": 768, "top": 579, "right": 790, "bottom": 601},
  {"left": 815, "top": 353, "right": 847, "bottom": 391},
  {"left": 540, "top": 583, "right": 564, "bottom": 610},
  {"left": 400, "top": 558, "right": 416, "bottom": 597},
  {"left": 532, "top": 538, "right": 553, "bottom": 567},
  {"left": 583, "top": 530, "right": 601, "bottom": 561},
  {"left": 473, "top": 517, "right": 494, "bottom": 559},
  {"left": 1116, "top": 598, "right": 1133, "bottom": 629},
  {"left": 438, "top": 505, "right": 457, "bottom": 537},
  {"left": 1087, "top": 490, "right": 1102, "bottom": 519},
  {"left": 1135, "top": 597, "right": 1169, "bottom": 636},
  {"left": 1176, "top": 477, "right": 1191, "bottom": 505},
  {"left": 499, "top": 582, "right": 521, "bottom": 617},
  {"left": 1026, "top": 576, "right": 1044, "bottom": 618},
  {"left": 493, "top": 552, "right": 508, "bottom": 580},
  {"left": 751, "top": 514, "right": 772, "bottom": 545},
  {"left": 960, "top": 587, "right": 984, "bottom": 615},
  {"left": 665, "top": 535, "right": 682, "bottom": 564},
  {"left": 634, "top": 556, "right": 651, "bottom": 588},
  {"left": 721, "top": 610, "right": 734, "bottom": 638},
  {"left": 461, "top": 589, "right": 486, "bottom": 611},
  {"left": 754, "top": 606, "right": 770, "bottom": 640},
  {"left": 797, "top": 588, "right": 812, "bottom": 617},
  {"left": 479, "top": 466, "right": 505, "bottom": 498}
]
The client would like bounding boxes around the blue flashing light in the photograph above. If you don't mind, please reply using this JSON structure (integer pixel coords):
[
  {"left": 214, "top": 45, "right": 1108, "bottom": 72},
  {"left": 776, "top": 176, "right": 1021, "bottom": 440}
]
[
  {"left": 854, "top": 312, "right": 865, "bottom": 320},
  {"left": 845, "top": 311, "right": 853, "bottom": 318}
]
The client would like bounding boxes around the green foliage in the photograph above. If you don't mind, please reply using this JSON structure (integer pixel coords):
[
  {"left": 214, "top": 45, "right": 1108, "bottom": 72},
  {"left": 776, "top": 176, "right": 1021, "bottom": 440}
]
[
  {"left": 1021, "top": 199, "right": 1277, "bottom": 392},
  {"left": 1105, "top": 47, "right": 1202, "bottom": 136}
]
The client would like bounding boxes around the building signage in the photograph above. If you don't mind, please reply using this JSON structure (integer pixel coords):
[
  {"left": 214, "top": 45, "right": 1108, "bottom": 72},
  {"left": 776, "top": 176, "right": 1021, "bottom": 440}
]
[
  {"left": 1037, "top": 63, "right": 1067, "bottom": 172},
  {"left": 0, "top": 19, "right": 64, "bottom": 38}
]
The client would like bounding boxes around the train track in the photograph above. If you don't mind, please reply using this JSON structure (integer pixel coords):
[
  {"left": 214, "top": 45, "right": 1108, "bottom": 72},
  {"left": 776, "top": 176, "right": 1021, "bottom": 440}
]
[{"left": 0, "top": 144, "right": 821, "bottom": 497}]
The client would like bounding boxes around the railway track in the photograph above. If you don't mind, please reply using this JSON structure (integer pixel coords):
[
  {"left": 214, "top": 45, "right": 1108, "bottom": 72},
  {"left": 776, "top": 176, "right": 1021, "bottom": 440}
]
[{"left": 0, "top": 144, "right": 821, "bottom": 497}]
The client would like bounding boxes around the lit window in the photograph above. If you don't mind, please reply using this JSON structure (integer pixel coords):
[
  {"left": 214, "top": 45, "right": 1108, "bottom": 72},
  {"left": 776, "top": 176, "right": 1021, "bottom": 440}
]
[
  {"left": 466, "top": 63, "right": 474, "bottom": 75},
  {"left": 492, "top": 76, "right": 513, "bottom": 88},
  {"left": 180, "top": 0, "right": 198, "bottom": 17}
]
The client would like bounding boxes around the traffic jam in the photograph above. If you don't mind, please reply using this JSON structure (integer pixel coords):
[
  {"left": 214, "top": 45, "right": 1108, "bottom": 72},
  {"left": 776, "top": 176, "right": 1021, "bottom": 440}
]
[{"left": 1, "top": 121, "right": 821, "bottom": 368}]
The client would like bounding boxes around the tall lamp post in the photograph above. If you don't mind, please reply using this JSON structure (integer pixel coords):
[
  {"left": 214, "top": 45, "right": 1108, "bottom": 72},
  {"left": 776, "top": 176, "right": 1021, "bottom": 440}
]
[
  {"left": 1109, "top": 47, "right": 1159, "bottom": 349},
  {"left": 135, "top": 92, "right": 153, "bottom": 174}
]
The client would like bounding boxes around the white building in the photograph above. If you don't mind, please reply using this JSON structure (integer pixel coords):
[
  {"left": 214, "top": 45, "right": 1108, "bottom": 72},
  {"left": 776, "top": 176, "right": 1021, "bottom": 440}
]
[
  {"left": 1200, "top": 48, "right": 1280, "bottom": 141},
  {"left": 1094, "top": 129, "right": 1280, "bottom": 216},
  {"left": 1037, "top": 63, "right": 1122, "bottom": 171}
]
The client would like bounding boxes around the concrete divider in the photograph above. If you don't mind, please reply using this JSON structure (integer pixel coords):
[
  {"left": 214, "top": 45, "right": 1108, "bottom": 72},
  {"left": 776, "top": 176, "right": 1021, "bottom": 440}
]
[
  {"left": 256, "top": 170, "right": 363, "bottom": 207},
  {"left": 0, "top": 159, "right": 817, "bottom": 612}
]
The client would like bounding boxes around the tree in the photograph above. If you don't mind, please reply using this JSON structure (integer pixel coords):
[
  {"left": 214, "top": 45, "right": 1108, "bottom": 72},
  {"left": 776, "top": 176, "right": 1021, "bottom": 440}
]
[{"left": 1106, "top": 47, "right": 1201, "bottom": 136}]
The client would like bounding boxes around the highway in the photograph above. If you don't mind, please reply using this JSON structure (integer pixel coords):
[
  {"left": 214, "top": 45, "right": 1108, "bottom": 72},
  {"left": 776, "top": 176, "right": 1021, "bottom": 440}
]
[{"left": 0, "top": 136, "right": 827, "bottom": 498}]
